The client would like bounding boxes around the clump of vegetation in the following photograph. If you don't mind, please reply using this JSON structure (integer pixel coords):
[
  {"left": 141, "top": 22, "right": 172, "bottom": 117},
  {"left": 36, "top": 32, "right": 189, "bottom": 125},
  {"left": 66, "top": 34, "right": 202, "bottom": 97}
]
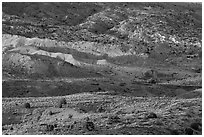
[
  {"left": 79, "top": 108, "right": 87, "bottom": 113},
  {"left": 119, "top": 82, "right": 126, "bottom": 86},
  {"left": 68, "top": 114, "right": 73, "bottom": 119},
  {"left": 85, "top": 121, "right": 95, "bottom": 131},
  {"left": 46, "top": 124, "right": 54, "bottom": 131},
  {"left": 147, "top": 78, "right": 158, "bottom": 84},
  {"left": 59, "top": 98, "right": 67, "bottom": 105},
  {"left": 84, "top": 117, "right": 95, "bottom": 131},
  {"left": 169, "top": 129, "right": 179, "bottom": 135},
  {"left": 23, "top": 103, "right": 31, "bottom": 108},
  {"left": 185, "top": 127, "right": 194, "bottom": 135},
  {"left": 145, "top": 112, "right": 157, "bottom": 119},
  {"left": 96, "top": 105, "right": 105, "bottom": 113},
  {"left": 190, "top": 122, "right": 202, "bottom": 131},
  {"left": 143, "top": 69, "right": 158, "bottom": 80},
  {"left": 57, "top": 98, "right": 67, "bottom": 108},
  {"left": 48, "top": 111, "right": 53, "bottom": 115},
  {"left": 57, "top": 102, "right": 63, "bottom": 108},
  {"left": 107, "top": 115, "right": 121, "bottom": 124}
]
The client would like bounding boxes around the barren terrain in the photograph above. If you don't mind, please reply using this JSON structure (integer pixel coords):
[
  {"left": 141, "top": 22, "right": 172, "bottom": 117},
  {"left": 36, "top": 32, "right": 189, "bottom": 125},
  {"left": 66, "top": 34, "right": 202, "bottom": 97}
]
[{"left": 2, "top": 2, "right": 202, "bottom": 135}]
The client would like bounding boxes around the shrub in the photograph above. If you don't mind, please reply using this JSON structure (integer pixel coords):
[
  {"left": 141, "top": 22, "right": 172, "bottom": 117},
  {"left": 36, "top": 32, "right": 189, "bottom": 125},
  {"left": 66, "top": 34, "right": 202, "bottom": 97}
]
[
  {"left": 169, "top": 129, "right": 179, "bottom": 135},
  {"left": 59, "top": 98, "right": 67, "bottom": 105},
  {"left": 145, "top": 112, "right": 157, "bottom": 119},
  {"left": 143, "top": 69, "right": 158, "bottom": 79},
  {"left": 119, "top": 83, "right": 126, "bottom": 86},
  {"left": 46, "top": 124, "right": 54, "bottom": 131},
  {"left": 24, "top": 103, "right": 31, "bottom": 108},
  {"left": 48, "top": 111, "right": 53, "bottom": 115},
  {"left": 190, "top": 122, "right": 201, "bottom": 131},
  {"left": 185, "top": 128, "right": 193, "bottom": 135},
  {"left": 79, "top": 108, "right": 87, "bottom": 113},
  {"left": 68, "top": 114, "right": 73, "bottom": 119},
  {"left": 58, "top": 102, "right": 63, "bottom": 108},
  {"left": 85, "top": 121, "right": 95, "bottom": 131},
  {"left": 57, "top": 98, "right": 67, "bottom": 108},
  {"left": 107, "top": 115, "right": 120, "bottom": 124},
  {"left": 97, "top": 105, "right": 105, "bottom": 113},
  {"left": 84, "top": 118, "right": 95, "bottom": 131}
]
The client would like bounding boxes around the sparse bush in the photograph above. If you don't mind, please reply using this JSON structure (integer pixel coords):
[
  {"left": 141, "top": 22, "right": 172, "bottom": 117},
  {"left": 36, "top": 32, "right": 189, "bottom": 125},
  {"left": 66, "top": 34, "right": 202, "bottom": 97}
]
[
  {"left": 97, "top": 105, "right": 105, "bottom": 113},
  {"left": 190, "top": 122, "right": 201, "bottom": 131},
  {"left": 57, "top": 98, "right": 67, "bottom": 108},
  {"left": 79, "top": 108, "right": 87, "bottom": 113},
  {"left": 119, "top": 83, "right": 126, "bottom": 86},
  {"left": 68, "top": 114, "right": 73, "bottom": 119},
  {"left": 107, "top": 115, "right": 121, "bottom": 124},
  {"left": 169, "top": 129, "right": 179, "bottom": 135},
  {"left": 85, "top": 121, "right": 95, "bottom": 131},
  {"left": 143, "top": 69, "right": 158, "bottom": 79},
  {"left": 192, "top": 67, "right": 202, "bottom": 73},
  {"left": 24, "top": 103, "right": 31, "bottom": 108},
  {"left": 10, "top": 127, "right": 14, "bottom": 130},
  {"left": 145, "top": 112, "right": 157, "bottom": 119},
  {"left": 46, "top": 124, "right": 54, "bottom": 131},
  {"left": 147, "top": 78, "right": 158, "bottom": 84},
  {"left": 185, "top": 127, "right": 194, "bottom": 135},
  {"left": 48, "top": 111, "right": 53, "bottom": 115},
  {"left": 57, "top": 102, "right": 63, "bottom": 108},
  {"left": 84, "top": 118, "right": 95, "bottom": 131},
  {"left": 59, "top": 98, "right": 67, "bottom": 105}
]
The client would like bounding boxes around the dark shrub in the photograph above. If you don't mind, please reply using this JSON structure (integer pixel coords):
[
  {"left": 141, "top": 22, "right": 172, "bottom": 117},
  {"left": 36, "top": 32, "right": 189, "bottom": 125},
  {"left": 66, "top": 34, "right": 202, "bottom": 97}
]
[
  {"left": 57, "top": 98, "right": 67, "bottom": 108},
  {"left": 107, "top": 115, "right": 120, "bottom": 124},
  {"left": 68, "top": 114, "right": 73, "bottom": 119},
  {"left": 185, "top": 127, "right": 193, "bottom": 135},
  {"left": 46, "top": 124, "right": 54, "bottom": 131},
  {"left": 85, "top": 121, "right": 95, "bottom": 131},
  {"left": 119, "top": 83, "right": 126, "bottom": 86},
  {"left": 147, "top": 78, "right": 157, "bottom": 84},
  {"left": 144, "top": 69, "right": 158, "bottom": 79},
  {"left": 57, "top": 102, "right": 63, "bottom": 108},
  {"left": 97, "top": 105, "right": 105, "bottom": 113},
  {"left": 145, "top": 112, "right": 157, "bottom": 119},
  {"left": 190, "top": 122, "right": 201, "bottom": 131},
  {"left": 59, "top": 98, "right": 67, "bottom": 105},
  {"left": 48, "top": 111, "right": 53, "bottom": 115},
  {"left": 79, "top": 108, "right": 87, "bottom": 113},
  {"left": 24, "top": 103, "right": 31, "bottom": 108},
  {"left": 169, "top": 129, "right": 179, "bottom": 135}
]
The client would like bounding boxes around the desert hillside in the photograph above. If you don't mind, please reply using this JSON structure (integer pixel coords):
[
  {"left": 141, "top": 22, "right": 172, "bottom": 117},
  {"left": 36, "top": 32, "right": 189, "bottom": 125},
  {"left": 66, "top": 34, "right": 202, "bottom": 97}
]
[{"left": 2, "top": 2, "right": 202, "bottom": 135}]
